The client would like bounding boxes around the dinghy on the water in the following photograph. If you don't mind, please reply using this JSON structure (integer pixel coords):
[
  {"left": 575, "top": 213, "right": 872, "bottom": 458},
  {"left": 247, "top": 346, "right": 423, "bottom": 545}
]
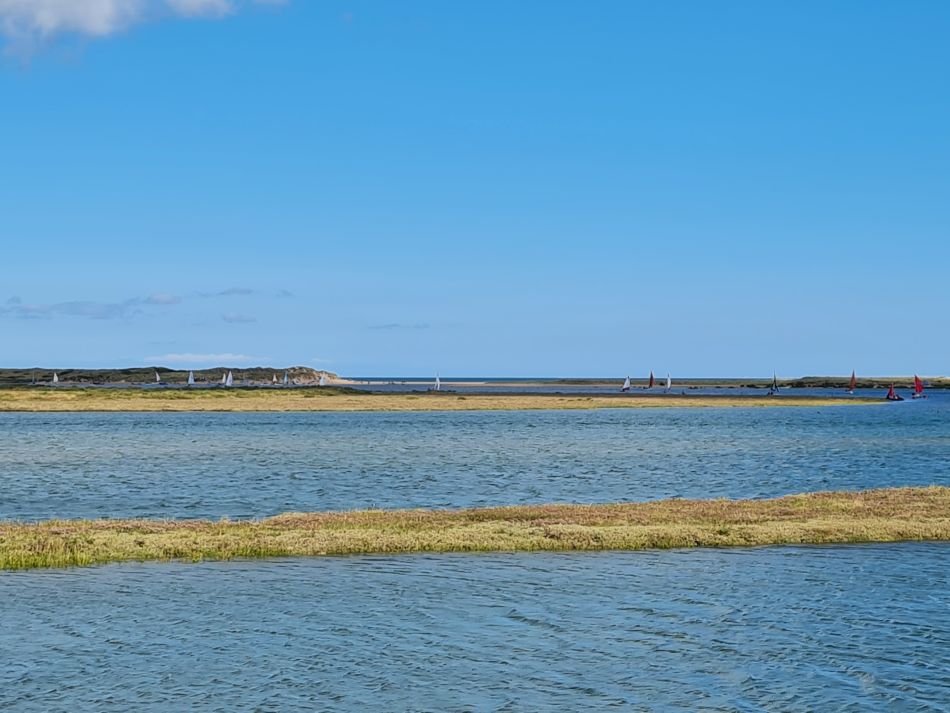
[
  {"left": 283, "top": 372, "right": 289, "bottom": 386},
  {"left": 767, "top": 373, "right": 779, "bottom": 396},
  {"left": 318, "top": 374, "right": 327, "bottom": 387},
  {"left": 847, "top": 370, "right": 857, "bottom": 395},
  {"left": 621, "top": 376, "right": 631, "bottom": 393},
  {"left": 912, "top": 375, "right": 926, "bottom": 399},
  {"left": 155, "top": 372, "right": 161, "bottom": 384},
  {"left": 665, "top": 373, "right": 672, "bottom": 392},
  {"left": 647, "top": 371, "right": 655, "bottom": 389},
  {"left": 272, "top": 374, "right": 278, "bottom": 385},
  {"left": 220, "top": 372, "right": 227, "bottom": 386},
  {"left": 886, "top": 384, "right": 904, "bottom": 401},
  {"left": 187, "top": 371, "right": 195, "bottom": 386},
  {"left": 52, "top": 372, "right": 59, "bottom": 384},
  {"left": 433, "top": 374, "right": 441, "bottom": 391},
  {"left": 225, "top": 371, "right": 233, "bottom": 388}
]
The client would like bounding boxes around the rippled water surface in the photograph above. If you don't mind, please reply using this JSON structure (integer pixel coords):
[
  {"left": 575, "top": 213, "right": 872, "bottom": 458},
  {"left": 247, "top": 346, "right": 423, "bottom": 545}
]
[
  {"left": 2, "top": 544, "right": 948, "bottom": 711},
  {"left": 2, "top": 394, "right": 949, "bottom": 520}
]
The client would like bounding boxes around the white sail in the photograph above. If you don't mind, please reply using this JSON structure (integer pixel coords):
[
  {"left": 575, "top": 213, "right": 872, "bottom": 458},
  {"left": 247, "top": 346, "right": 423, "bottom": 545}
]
[
  {"left": 272, "top": 374, "right": 278, "bottom": 384},
  {"left": 621, "top": 376, "right": 630, "bottom": 392},
  {"left": 52, "top": 372, "right": 59, "bottom": 384},
  {"left": 283, "top": 372, "right": 289, "bottom": 386},
  {"left": 221, "top": 372, "right": 227, "bottom": 385},
  {"left": 435, "top": 374, "right": 441, "bottom": 391},
  {"left": 665, "top": 373, "right": 672, "bottom": 391},
  {"left": 225, "top": 371, "right": 233, "bottom": 387},
  {"left": 318, "top": 374, "right": 327, "bottom": 387},
  {"left": 155, "top": 372, "right": 161, "bottom": 383},
  {"left": 187, "top": 371, "right": 195, "bottom": 386}
]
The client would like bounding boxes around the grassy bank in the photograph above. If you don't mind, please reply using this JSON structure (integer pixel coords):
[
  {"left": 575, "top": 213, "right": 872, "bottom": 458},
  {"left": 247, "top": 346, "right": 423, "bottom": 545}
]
[
  {"left": 2, "top": 487, "right": 947, "bottom": 570},
  {"left": 0, "top": 387, "right": 876, "bottom": 412}
]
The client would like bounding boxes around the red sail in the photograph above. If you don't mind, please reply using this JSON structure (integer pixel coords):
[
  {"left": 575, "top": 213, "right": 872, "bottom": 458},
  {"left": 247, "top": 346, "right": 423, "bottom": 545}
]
[
  {"left": 914, "top": 375, "right": 924, "bottom": 394},
  {"left": 849, "top": 371, "right": 857, "bottom": 391},
  {"left": 648, "top": 371, "right": 655, "bottom": 389},
  {"left": 887, "top": 384, "right": 896, "bottom": 399}
]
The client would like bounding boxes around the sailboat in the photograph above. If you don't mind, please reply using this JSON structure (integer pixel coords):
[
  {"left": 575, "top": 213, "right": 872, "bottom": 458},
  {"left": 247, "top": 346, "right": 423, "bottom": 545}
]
[
  {"left": 647, "top": 371, "right": 655, "bottom": 389},
  {"left": 225, "top": 371, "right": 233, "bottom": 387},
  {"left": 155, "top": 372, "right": 161, "bottom": 384},
  {"left": 187, "top": 371, "right": 195, "bottom": 386},
  {"left": 318, "top": 374, "right": 327, "bottom": 387},
  {"left": 886, "top": 384, "right": 904, "bottom": 401},
  {"left": 665, "top": 373, "right": 672, "bottom": 392},
  {"left": 220, "top": 372, "right": 227, "bottom": 386},
  {"left": 272, "top": 374, "right": 278, "bottom": 385},
  {"left": 847, "top": 370, "right": 857, "bottom": 395},
  {"left": 767, "top": 373, "right": 779, "bottom": 396},
  {"left": 434, "top": 374, "right": 442, "bottom": 391},
  {"left": 621, "top": 375, "right": 631, "bottom": 392},
  {"left": 283, "top": 372, "right": 289, "bottom": 386},
  {"left": 912, "top": 375, "right": 926, "bottom": 399},
  {"left": 52, "top": 372, "right": 59, "bottom": 384}
]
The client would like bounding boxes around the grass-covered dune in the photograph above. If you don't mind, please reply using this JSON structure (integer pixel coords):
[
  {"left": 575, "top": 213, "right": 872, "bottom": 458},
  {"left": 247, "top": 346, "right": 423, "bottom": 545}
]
[
  {"left": 3, "top": 487, "right": 947, "bottom": 570},
  {"left": 0, "top": 387, "right": 875, "bottom": 412}
]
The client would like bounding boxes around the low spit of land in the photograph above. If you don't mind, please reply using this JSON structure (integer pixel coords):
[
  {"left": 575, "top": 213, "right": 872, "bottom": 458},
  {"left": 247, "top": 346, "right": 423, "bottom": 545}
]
[
  {"left": 0, "top": 387, "right": 876, "bottom": 412},
  {"left": 2, "top": 487, "right": 947, "bottom": 570}
]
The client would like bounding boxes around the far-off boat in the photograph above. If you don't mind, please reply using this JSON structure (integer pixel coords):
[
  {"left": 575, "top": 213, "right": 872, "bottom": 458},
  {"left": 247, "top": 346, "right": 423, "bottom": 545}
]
[
  {"left": 647, "top": 371, "right": 655, "bottom": 389},
  {"left": 225, "top": 371, "right": 233, "bottom": 388},
  {"left": 767, "top": 373, "right": 779, "bottom": 396},
  {"left": 621, "top": 376, "right": 631, "bottom": 393},
  {"left": 187, "top": 371, "right": 195, "bottom": 386},
  {"left": 847, "top": 370, "right": 857, "bottom": 394},
  {"left": 913, "top": 375, "right": 927, "bottom": 399},
  {"left": 886, "top": 384, "right": 904, "bottom": 402},
  {"left": 52, "top": 372, "right": 59, "bottom": 384},
  {"left": 665, "top": 373, "right": 672, "bottom": 392},
  {"left": 318, "top": 374, "right": 327, "bottom": 387}
]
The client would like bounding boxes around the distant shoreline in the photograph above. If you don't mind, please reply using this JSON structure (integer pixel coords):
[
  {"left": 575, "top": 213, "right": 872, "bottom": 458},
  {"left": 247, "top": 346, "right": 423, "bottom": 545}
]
[
  {"left": 3, "top": 487, "right": 947, "bottom": 570},
  {"left": 0, "top": 387, "right": 878, "bottom": 412}
]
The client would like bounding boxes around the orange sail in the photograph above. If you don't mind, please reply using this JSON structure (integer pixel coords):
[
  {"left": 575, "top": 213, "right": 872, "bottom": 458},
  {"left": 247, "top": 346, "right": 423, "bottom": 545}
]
[
  {"left": 848, "top": 370, "right": 857, "bottom": 393},
  {"left": 914, "top": 375, "right": 924, "bottom": 395},
  {"left": 648, "top": 371, "right": 655, "bottom": 389}
]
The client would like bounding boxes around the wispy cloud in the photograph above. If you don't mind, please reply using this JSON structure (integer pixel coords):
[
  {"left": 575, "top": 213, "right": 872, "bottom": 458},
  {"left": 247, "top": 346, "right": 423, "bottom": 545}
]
[
  {"left": 221, "top": 312, "right": 256, "bottom": 323},
  {"left": 0, "top": 0, "right": 285, "bottom": 52},
  {"left": 146, "top": 352, "right": 270, "bottom": 365},
  {"left": 1, "top": 293, "right": 181, "bottom": 320},
  {"left": 368, "top": 322, "right": 431, "bottom": 330},
  {"left": 145, "top": 292, "right": 182, "bottom": 305}
]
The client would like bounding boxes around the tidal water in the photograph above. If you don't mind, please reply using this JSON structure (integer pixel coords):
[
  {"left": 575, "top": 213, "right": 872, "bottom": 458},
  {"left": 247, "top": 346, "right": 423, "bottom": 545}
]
[
  {"left": 1, "top": 394, "right": 948, "bottom": 521},
  {"left": 3, "top": 396, "right": 948, "bottom": 710},
  {"left": 2, "top": 544, "right": 948, "bottom": 711}
]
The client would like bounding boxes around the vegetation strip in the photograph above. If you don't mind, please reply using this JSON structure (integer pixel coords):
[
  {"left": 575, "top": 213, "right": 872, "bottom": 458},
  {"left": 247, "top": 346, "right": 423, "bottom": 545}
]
[
  {"left": 0, "top": 387, "right": 876, "bottom": 412},
  {"left": 2, "top": 487, "right": 947, "bottom": 570}
]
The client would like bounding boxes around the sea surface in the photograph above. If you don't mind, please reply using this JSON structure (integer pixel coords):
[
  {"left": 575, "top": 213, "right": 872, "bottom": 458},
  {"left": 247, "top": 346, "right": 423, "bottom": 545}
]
[
  {"left": 2, "top": 545, "right": 948, "bottom": 711},
  {"left": 2, "top": 392, "right": 948, "bottom": 711},
  {"left": 1, "top": 392, "right": 948, "bottom": 521}
]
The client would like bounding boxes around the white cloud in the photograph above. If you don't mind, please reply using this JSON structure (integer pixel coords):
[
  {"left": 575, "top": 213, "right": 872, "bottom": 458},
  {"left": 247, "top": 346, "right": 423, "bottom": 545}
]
[
  {"left": 146, "top": 352, "right": 270, "bottom": 364},
  {"left": 146, "top": 292, "right": 182, "bottom": 305},
  {"left": 0, "top": 0, "right": 283, "bottom": 49}
]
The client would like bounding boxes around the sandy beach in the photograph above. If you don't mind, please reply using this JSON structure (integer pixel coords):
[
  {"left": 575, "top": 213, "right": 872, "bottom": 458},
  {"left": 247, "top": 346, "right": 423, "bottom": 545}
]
[{"left": 0, "top": 387, "right": 877, "bottom": 412}]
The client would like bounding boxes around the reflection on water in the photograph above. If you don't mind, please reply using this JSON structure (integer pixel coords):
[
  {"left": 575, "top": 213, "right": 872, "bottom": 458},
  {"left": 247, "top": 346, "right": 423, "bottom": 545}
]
[
  {"left": 1, "top": 395, "right": 949, "bottom": 520},
  {"left": 1, "top": 544, "right": 948, "bottom": 711}
]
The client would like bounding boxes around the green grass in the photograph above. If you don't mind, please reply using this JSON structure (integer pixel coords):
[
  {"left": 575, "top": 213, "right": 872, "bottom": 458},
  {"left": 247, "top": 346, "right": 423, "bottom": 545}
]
[{"left": 2, "top": 487, "right": 947, "bottom": 570}]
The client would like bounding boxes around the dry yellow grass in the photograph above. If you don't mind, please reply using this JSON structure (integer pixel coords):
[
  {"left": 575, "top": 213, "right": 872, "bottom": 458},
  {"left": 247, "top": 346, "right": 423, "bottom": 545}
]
[
  {"left": 2, "top": 487, "right": 946, "bottom": 570},
  {"left": 0, "top": 387, "right": 874, "bottom": 412}
]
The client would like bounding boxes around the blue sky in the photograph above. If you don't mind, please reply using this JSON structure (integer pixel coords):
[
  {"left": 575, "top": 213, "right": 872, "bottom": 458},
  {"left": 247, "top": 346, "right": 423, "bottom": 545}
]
[{"left": 1, "top": 0, "right": 948, "bottom": 376}]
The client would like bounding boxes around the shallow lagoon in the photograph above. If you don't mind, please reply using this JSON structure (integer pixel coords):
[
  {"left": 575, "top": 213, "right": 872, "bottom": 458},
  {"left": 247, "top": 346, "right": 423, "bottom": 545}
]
[
  {"left": 2, "top": 544, "right": 948, "bottom": 711},
  {"left": 2, "top": 394, "right": 948, "bottom": 521}
]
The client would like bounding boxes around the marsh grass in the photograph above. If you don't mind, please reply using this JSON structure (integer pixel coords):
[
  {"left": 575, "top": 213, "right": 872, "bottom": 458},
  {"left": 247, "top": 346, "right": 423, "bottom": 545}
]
[
  {"left": 2, "top": 487, "right": 947, "bottom": 570},
  {"left": 0, "top": 387, "right": 874, "bottom": 412}
]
